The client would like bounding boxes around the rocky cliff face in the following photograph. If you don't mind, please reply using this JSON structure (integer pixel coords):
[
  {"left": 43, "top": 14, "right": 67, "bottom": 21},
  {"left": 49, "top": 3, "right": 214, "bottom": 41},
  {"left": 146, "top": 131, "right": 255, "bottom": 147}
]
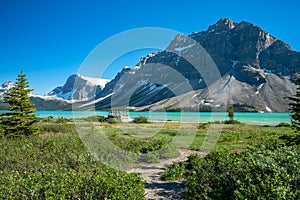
[
  {"left": 48, "top": 74, "right": 109, "bottom": 101},
  {"left": 86, "top": 18, "right": 300, "bottom": 112}
]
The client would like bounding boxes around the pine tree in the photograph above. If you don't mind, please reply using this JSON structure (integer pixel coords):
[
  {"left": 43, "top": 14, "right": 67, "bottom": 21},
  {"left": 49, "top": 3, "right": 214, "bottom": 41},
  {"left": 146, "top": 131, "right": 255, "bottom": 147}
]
[
  {"left": 281, "top": 68, "right": 300, "bottom": 145},
  {"left": 288, "top": 69, "right": 300, "bottom": 130},
  {"left": 0, "top": 71, "right": 38, "bottom": 136},
  {"left": 228, "top": 106, "right": 234, "bottom": 121}
]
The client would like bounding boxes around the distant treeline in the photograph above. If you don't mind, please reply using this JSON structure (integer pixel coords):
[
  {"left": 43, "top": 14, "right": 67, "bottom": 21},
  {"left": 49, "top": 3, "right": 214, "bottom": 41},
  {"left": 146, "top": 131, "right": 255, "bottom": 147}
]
[{"left": 133, "top": 104, "right": 258, "bottom": 112}]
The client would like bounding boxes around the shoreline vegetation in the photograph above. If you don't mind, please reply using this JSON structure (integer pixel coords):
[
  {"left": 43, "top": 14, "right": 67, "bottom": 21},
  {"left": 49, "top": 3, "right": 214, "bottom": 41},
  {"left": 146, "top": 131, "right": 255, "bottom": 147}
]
[
  {"left": 1, "top": 116, "right": 299, "bottom": 199},
  {"left": 0, "top": 103, "right": 258, "bottom": 112}
]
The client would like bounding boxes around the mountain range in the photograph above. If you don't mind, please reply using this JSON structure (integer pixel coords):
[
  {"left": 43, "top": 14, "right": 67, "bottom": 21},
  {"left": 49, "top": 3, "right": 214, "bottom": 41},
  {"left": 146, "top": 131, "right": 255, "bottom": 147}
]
[
  {"left": 0, "top": 75, "right": 109, "bottom": 110},
  {"left": 1, "top": 18, "right": 300, "bottom": 112}
]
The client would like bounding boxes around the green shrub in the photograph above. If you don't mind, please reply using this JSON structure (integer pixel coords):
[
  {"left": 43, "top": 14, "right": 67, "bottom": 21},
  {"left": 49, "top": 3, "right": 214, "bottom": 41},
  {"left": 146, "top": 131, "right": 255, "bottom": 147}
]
[
  {"left": 0, "top": 166, "right": 145, "bottom": 199},
  {"left": 276, "top": 122, "right": 292, "bottom": 127},
  {"left": 159, "top": 145, "right": 180, "bottom": 159},
  {"left": 0, "top": 125, "right": 4, "bottom": 134},
  {"left": 36, "top": 123, "right": 77, "bottom": 134},
  {"left": 145, "top": 152, "right": 160, "bottom": 163},
  {"left": 224, "top": 119, "right": 242, "bottom": 124},
  {"left": 43, "top": 116, "right": 55, "bottom": 122},
  {"left": 56, "top": 117, "right": 72, "bottom": 123},
  {"left": 198, "top": 122, "right": 210, "bottom": 129},
  {"left": 220, "top": 131, "right": 241, "bottom": 143},
  {"left": 107, "top": 118, "right": 117, "bottom": 124},
  {"left": 185, "top": 146, "right": 300, "bottom": 199},
  {"left": 86, "top": 115, "right": 105, "bottom": 122},
  {"left": 97, "top": 115, "right": 105, "bottom": 122},
  {"left": 133, "top": 116, "right": 149, "bottom": 124},
  {"left": 185, "top": 149, "right": 236, "bottom": 199},
  {"left": 280, "top": 133, "right": 300, "bottom": 146},
  {"left": 163, "top": 162, "right": 186, "bottom": 181},
  {"left": 234, "top": 146, "right": 300, "bottom": 199}
]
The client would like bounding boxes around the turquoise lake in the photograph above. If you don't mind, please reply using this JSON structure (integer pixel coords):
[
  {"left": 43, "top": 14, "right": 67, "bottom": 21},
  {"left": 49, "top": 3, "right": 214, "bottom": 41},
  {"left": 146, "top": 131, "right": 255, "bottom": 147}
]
[{"left": 0, "top": 110, "right": 290, "bottom": 125}]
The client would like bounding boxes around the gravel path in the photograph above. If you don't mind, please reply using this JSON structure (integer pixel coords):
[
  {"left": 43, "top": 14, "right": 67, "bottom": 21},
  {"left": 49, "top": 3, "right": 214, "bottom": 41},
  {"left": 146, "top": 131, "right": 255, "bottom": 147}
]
[{"left": 128, "top": 150, "right": 205, "bottom": 200}]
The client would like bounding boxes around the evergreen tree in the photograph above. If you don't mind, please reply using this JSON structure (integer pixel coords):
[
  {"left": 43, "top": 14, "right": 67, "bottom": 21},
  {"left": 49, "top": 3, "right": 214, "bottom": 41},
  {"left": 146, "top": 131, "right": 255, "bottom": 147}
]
[
  {"left": 288, "top": 69, "right": 300, "bottom": 130},
  {"left": 0, "top": 71, "right": 38, "bottom": 135},
  {"left": 284, "top": 68, "right": 300, "bottom": 145},
  {"left": 228, "top": 106, "right": 234, "bottom": 121}
]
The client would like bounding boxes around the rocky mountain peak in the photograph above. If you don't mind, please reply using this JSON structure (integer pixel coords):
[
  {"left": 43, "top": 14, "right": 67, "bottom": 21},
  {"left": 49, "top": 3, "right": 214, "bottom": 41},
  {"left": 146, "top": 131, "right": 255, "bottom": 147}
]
[
  {"left": 208, "top": 18, "right": 236, "bottom": 31},
  {"left": 87, "top": 18, "right": 300, "bottom": 112},
  {"left": 47, "top": 74, "right": 109, "bottom": 101}
]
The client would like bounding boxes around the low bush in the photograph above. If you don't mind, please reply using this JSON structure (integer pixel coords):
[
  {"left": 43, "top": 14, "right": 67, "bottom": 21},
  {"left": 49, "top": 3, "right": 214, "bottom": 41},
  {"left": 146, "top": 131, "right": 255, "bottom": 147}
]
[
  {"left": 133, "top": 116, "right": 149, "bottom": 124},
  {"left": 0, "top": 165, "right": 144, "bottom": 199},
  {"left": 38, "top": 116, "right": 55, "bottom": 123},
  {"left": 276, "top": 122, "right": 292, "bottom": 127},
  {"left": 86, "top": 115, "right": 106, "bottom": 122},
  {"left": 159, "top": 145, "right": 180, "bottom": 159},
  {"left": 280, "top": 133, "right": 300, "bottom": 146},
  {"left": 107, "top": 118, "right": 117, "bottom": 124},
  {"left": 224, "top": 119, "right": 242, "bottom": 124},
  {"left": 185, "top": 146, "right": 300, "bottom": 199},
  {"left": 220, "top": 131, "right": 241, "bottom": 143},
  {"left": 145, "top": 152, "right": 160, "bottom": 163},
  {"left": 36, "top": 123, "right": 77, "bottom": 134},
  {"left": 198, "top": 122, "right": 210, "bottom": 129},
  {"left": 56, "top": 117, "right": 73, "bottom": 123},
  {"left": 163, "top": 162, "right": 186, "bottom": 181}
]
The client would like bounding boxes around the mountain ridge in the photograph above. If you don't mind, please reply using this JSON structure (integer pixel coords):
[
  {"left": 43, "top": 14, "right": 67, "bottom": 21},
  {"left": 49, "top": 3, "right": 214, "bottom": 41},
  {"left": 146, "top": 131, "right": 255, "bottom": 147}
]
[{"left": 84, "top": 18, "right": 300, "bottom": 112}]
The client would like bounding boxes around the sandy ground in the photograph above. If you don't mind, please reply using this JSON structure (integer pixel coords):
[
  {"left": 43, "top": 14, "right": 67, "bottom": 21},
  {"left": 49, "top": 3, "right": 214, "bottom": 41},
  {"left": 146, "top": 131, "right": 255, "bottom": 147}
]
[{"left": 127, "top": 149, "right": 205, "bottom": 200}]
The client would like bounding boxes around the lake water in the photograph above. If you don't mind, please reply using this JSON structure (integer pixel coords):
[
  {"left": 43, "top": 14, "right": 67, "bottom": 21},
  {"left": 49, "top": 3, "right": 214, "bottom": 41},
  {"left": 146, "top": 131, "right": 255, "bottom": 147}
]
[
  {"left": 0, "top": 110, "right": 287, "bottom": 125},
  {"left": 0, "top": 110, "right": 291, "bottom": 125}
]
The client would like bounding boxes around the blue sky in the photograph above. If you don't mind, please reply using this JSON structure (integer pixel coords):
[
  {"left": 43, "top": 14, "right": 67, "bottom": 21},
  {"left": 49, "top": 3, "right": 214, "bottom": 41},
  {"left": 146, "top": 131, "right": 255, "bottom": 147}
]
[{"left": 0, "top": 0, "right": 299, "bottom": 95}]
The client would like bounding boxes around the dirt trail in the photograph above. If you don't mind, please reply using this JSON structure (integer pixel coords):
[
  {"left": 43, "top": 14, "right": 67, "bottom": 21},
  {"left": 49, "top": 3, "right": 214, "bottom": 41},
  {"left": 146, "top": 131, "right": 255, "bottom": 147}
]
[{"left": 127, "top": 150, "right": 205, "bottom": 200}]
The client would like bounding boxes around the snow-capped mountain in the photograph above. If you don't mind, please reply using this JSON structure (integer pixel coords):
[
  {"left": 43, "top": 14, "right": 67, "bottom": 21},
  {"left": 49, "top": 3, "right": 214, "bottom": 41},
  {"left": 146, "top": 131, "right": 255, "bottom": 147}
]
[
  {"left": 0, "top": 81, "right": 72, "bottom": 110},
  {"left": 0, "top": 74, "right": 110, "bottom": 110},
  {"left": 0, "top": 81, "right": 17, "bottom": 97},
  {"left": 47, "top": 74, "right": 110, "bottom": 101}
]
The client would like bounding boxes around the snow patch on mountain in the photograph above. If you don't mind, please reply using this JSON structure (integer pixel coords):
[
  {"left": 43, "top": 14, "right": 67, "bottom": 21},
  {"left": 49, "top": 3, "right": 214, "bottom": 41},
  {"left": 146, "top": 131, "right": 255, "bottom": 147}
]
[
  {"left": 78, "top": 74, "right": 110, "bottom": 89},
  {"left": 174, "top": 44, "right": 195, "bottom": 52},
  {"left": 29, "top": 94, "right": 69, "bottom": 102},
  {"left": 47, "top": 74, "right": 110, "bottom": 101},
  {"left": 0, "top": 81, "right": 17, "bottom": 97}
]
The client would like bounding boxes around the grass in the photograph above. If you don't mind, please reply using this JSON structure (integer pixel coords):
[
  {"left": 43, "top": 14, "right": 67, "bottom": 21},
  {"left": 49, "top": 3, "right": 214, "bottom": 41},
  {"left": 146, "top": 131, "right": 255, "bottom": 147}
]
[
  {"left": 0, "top": 119, "right": 297, "bottom": 199},
  {"left": 75, "top": 121, "right": 294, "bottom": 160},
  {"left": 0, "top": 121, "right": 145, "bottom": 199}
]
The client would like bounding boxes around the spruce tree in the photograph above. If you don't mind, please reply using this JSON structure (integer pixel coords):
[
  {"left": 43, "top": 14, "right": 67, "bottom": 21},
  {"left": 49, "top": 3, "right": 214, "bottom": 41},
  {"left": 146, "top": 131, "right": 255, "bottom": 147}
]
[
  {"left": 282, "top": 68, "right": 300, "bottom": 145},
  {"left": 228, "top": 106, "right": 234, "bottom": 121},
  {"left": 0, "top": 71, "right": 38, "bottom": 136},
  {"left": 288, "top": 69, "right": 300, "bottom": 130}
]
